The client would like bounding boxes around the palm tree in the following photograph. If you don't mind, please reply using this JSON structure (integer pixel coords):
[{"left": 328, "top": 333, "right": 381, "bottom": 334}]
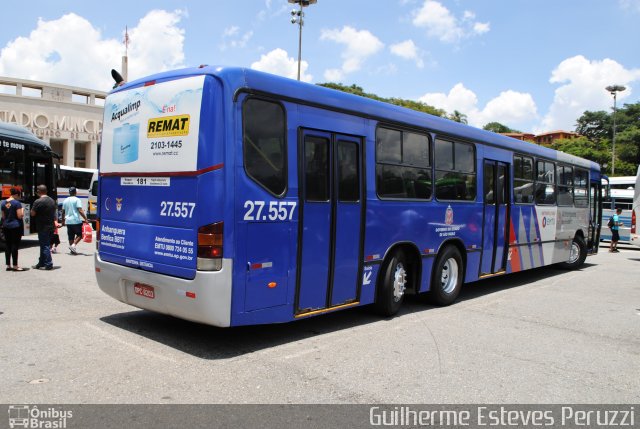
[{"left": 448, "top": 110, "right": 468, "bottom": 124}]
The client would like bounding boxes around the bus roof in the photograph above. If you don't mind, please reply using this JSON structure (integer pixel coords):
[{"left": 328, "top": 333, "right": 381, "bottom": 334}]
[
  {"left": 0, "top": 121, "right": 52, "bottom": 152},
  {"left": 113, "top": 66, "right": 600, "bottom": 173}
]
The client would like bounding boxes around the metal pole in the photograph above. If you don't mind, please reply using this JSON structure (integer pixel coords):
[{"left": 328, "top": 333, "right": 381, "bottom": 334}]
[
  {"left": 611, "top": 92, "right": 617, "bottom": 175},
  {"left": 297, "top": 2, "right": 303, "bottom": 81}
]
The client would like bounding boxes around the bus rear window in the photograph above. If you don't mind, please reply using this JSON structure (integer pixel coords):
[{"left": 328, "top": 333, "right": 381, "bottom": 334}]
[{"left": 243, "top": 98, "right": 286, "bottom": 196}]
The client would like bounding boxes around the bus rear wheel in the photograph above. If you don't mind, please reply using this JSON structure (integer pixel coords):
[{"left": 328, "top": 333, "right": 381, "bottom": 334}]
[
  {"left": 559, "top": 236, "right": 587, "bottom": 270},
  {"left": 374, "top": 250, "right": 408, "bottom": 317},
  {"left": 428, "top": 246, "right": 463, "bottom": 306}
]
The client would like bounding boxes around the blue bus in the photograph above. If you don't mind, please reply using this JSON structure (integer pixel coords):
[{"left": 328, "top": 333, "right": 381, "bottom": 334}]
[{"left": 95, "top": 66, "right": 603, "bottom": 327}]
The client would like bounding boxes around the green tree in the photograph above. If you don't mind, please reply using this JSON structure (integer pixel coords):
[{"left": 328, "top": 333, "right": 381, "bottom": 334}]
[
  {"left": 574, "top": 102, "right": 640, "bottom": 175},
  {"left": 575, "top": 110, "right": 611, "bottom": 142},
  {"left": 448, "top": 110, "right": 468, "bottom": 124},
  {"left": 317, "top": 82, "right": 445, "bottom": 117},
  {"left": 483, "top": 122, "right": 519, "bottom": 133},
  {"left": 552, "top": 136, "right": 610, "bottom": 167}
]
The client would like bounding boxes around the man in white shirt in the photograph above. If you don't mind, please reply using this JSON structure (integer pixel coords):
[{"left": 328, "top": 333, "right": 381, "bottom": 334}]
[{"left": 61, "top": 187, "right": 88, "bottom": 255}]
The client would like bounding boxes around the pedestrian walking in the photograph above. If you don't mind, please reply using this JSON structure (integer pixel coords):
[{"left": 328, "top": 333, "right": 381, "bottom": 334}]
[
  {"left": 1, "top": 187, "right": 25, "bottom": 271},
  {"left": 30, "top": 184, "right": 56, "bottom": 270},
  {"left": 61, "top": 186, "right": 89, "bottom": 255},
  {"left": 51, "top": 219, "right": 62, "bottom": 253},
  {"left": 609, "top": 207, "right": 624, "bottom": 253}
]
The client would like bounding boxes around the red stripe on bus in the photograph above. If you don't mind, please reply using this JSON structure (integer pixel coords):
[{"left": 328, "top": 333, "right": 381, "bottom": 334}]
[
  {"left": 508, "top": 220, "right": 521, "bottom": 273},
  {"left": 100, "top": 163, "right": 223, "bottom": 177}
]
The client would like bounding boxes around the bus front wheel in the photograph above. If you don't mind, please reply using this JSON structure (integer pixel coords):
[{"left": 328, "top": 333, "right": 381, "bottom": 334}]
[
  {"left": 374, "top": 250, "right": 408, "bottom": 317},
  {"left": 428, "top": 246, "right": 463, "bottom": 306}
]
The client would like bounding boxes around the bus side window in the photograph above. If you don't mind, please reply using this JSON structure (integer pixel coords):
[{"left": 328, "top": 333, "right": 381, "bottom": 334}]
[{"left": 242, "top": 98, "right": 287, "bottom": 196}]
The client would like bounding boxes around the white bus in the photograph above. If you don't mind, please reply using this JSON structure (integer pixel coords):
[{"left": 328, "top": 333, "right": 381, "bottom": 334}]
[
  {"left": 630, "top": 166, "right": 640, "bottom": 247},
  {"left": 601, "top": 176, "right": 635, "bottom": 243},
  {"left": 57, "top": 165, "right": 97, "bottom": 214},
  {"left": 87, "top": 170, "right": 99, "bottom": 224}
]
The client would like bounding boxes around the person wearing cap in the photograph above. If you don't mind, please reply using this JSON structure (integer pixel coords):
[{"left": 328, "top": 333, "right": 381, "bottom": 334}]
[{"left": 61, "top": 186, "right": 88, "bottom": 255}]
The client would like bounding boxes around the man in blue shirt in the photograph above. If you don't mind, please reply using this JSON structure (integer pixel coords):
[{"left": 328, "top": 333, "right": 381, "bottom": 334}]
[
  {"left": 609, "top": 207, "right": 624, "bottom": 253},
  {"left": 61, "top": 187, "right": 88, "bottom": 255}
]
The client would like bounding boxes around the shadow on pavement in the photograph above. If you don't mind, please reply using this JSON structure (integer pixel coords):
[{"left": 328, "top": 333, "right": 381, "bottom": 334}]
[{"left": 99, "top": 261, "right": 601, "bottom": 360}]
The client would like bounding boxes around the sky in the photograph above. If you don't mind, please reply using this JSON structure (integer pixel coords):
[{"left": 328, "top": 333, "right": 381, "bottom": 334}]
[{"left": 1, "top": 0, "right": 639, "bottom": 134}]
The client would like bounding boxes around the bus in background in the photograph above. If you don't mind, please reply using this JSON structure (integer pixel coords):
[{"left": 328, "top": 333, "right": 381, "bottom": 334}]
[
  {"left": 87, "top": 170, "right": 98, "bottom": 226},
  {"left": 0, "top": 122, "right": 58, "bottom": 242},
  {"left": 630, "top": 166, "right": 640, "bottom": 247},
  {"left": 57, "top": 165, "right": 97, "bottom": 214},
  {"left": 95, "top": 66, "right": 603, "bottom": 327},
  {"left": 600, "top": 175, "right": 635, "bottom": 243}
]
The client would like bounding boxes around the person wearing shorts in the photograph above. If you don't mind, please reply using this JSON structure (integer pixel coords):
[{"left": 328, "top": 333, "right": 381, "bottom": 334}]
[
  {"left": 609, "top": 207, "right": 623, "bottom": 253},
  {"left": 61, "top": 187, "right": 88, "bottom": 255}
]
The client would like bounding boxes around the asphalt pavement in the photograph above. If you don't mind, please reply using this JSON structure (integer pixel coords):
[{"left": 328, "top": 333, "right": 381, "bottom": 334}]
[{"left": 1, "top": 235, "right": 639, "bottom": 404}]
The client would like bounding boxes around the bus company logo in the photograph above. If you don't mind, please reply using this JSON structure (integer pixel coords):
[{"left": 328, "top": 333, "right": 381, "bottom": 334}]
[
  {"left": 8, "top": 405, "right": 73, "bottom": 428},
  {"left": 147, "top": 114, "right": 190, "bottom": 138},
  {"left": 111, "top": 100, "right": 141, "bottom": 122},
  {"left": 445, "top": 205, "right": 454, "bottom": 225},
  {"left": 116, "top": 198, "right": 123, "bottom": 212},
  {"left": 542, "top": 216, "right": 556, "bottom": 228}
]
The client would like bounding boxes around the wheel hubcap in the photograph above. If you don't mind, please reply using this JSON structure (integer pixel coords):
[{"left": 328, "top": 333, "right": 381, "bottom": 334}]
[
  {"left": 393, "top": 262, "right": 407, "bottom": 302},
  {"left": 568, "top": 242, "right": 580, "bottom": 264},
  {"left": 441, "top": 258, "right": 459, "bottom": 294}
]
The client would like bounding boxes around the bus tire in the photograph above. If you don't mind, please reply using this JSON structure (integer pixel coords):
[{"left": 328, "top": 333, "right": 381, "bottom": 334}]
[
  {"left": 559, "top": 235, "right": 587, "bottom": 270},
  {"left": 428, "top": 246, "right": 463, "bottom": 306},
  {"left": 374, "top": 250, "right": 408, "bottom": 317}
]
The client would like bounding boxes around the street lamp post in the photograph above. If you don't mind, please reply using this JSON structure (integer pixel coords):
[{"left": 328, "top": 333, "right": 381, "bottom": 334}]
[
  {"left": 605, "top": 84, "right": 626, "bottom": 175},
  {"left": 289, "top": 0, "right": 317, "bottom": 81}
]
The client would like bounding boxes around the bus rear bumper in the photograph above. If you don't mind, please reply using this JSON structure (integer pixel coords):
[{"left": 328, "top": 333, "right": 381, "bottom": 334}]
[{"left": 95, "top": 254, "right": 232, "bottom": 327}]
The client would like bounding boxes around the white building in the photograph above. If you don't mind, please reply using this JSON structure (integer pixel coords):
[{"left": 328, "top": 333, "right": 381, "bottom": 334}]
[{"left": 0, "top": 76, "right": 106, "bottom": 169}]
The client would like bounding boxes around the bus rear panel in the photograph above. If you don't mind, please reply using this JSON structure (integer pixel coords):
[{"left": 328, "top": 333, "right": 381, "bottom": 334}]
[{"left": 95, "top": 73, "right": 233, "bottom": 326}]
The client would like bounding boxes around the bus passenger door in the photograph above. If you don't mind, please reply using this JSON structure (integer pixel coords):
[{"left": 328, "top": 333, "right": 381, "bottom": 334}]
[
  {"left": 587, "top": 178, "right": 602, "bottom": 253},
  {"left": 481, "top": 160, "right": 510, "bottom": 275},
  {"left": 296, "top": 130, "right": 363, "bottom": 314}
]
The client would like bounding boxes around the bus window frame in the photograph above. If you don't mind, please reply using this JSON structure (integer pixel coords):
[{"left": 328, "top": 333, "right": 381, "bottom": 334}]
[
  {"left": 375, "top": 124, "right": 433, "bottom": 202},
  {"left": 241, "top": 96, "right": 289, "bottom": 199}
]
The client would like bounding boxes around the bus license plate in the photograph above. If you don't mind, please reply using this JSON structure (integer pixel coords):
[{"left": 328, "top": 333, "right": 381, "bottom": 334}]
[{"left": 133, "top": 283, "right": 155, "bottom": 299}]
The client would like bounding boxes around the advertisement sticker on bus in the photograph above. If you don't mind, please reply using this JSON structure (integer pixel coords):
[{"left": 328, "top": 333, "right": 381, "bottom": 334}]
[{"left": 101, "top": 75, "right": 205, "bottom": 173}]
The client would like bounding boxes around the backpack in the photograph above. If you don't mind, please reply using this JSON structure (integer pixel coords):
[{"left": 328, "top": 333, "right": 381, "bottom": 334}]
[{"left": 607, "top": 216, "right": 614, "bottom": 229}]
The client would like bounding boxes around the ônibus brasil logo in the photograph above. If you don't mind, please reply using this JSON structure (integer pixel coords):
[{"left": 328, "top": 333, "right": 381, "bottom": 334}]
[{"left": 8, "top": 405, "right": 73, "bottom": 429}]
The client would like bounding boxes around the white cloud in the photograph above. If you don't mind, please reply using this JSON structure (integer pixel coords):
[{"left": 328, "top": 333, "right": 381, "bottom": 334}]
[
  {"left": 419, "top": 83, "right": 538, "bottom": 130},
  {"left": 127, "top": 10, "right": 186, "bottom": 80},
  {"left": 250, "top": 48, "right": 312, "bottom": 82},
  {"left": 220, "top": 26, "right": 253, "bottom": 51},
  {"left": 320, "top": 26, "right": 384, "bottom": 81},
  {"left": 473, "top": 22, "right": 490, "bottom": 35},
  {"left": 619, "top": 0, "right": 640, "bottom": 13},
  {"left": 540, "top": 55, "right": 640, "bottom": 132},
  {"left": 390, "top": 39, "right": 424, "bottom": 68},
  {"left": 412, "top": 0, "right": 490, "bottom": 43},
  {"left": 0, "top": 10, "right": 186, "bottom": 90}
]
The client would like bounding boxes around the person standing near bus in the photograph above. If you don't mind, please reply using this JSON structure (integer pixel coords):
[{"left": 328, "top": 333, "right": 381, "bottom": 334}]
[
  {"left": 609, "top": 207, "right": 624, "bottom": 253},
  {"left": 1, "top": 187, "right": 25, "bottom": 271},
  {"left": 30, "top": 185, "right": 56, "bottom": 270},
  {"left": 61, "top": 186, "right": 88, "bottom": 255}
]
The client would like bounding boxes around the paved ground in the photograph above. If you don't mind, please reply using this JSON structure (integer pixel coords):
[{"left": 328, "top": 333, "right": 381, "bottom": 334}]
[{"left": 1, "top": 236, "right": 639, "bottom": 404}]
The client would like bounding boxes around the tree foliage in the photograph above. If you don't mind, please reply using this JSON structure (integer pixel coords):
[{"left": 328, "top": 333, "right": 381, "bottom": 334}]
[
  {"left": 483, "top": 122, "right": 520, "bottom": 133},
  {"left": 317, "top": 82, "right": 445, "bottom": 117},
  {"left": 575, "top": 102, "right": 640, "bottom": 175},
  {"left": 550, "top": 136, "right": 610, "bottom": 167},
  {"left": 448, "top": 110, "right": 468, "bottom": 124}
]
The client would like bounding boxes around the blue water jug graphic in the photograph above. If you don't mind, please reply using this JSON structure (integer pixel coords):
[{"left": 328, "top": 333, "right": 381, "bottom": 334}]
[{"left": 112, "top": 123, "right": 140, "bottom": 164}]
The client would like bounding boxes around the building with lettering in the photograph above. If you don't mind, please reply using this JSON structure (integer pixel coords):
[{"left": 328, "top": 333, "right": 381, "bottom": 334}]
[{"left": 0, "top": 76, "right": 106, "bottom": 168}]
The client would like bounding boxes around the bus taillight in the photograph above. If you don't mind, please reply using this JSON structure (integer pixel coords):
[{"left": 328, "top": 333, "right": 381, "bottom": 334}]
[
  {"left": 198, "top": 222, "right": 223, "bottom": 271},
  {"left": 632, "top": 210, "right": 636, "bottom": 234}
]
